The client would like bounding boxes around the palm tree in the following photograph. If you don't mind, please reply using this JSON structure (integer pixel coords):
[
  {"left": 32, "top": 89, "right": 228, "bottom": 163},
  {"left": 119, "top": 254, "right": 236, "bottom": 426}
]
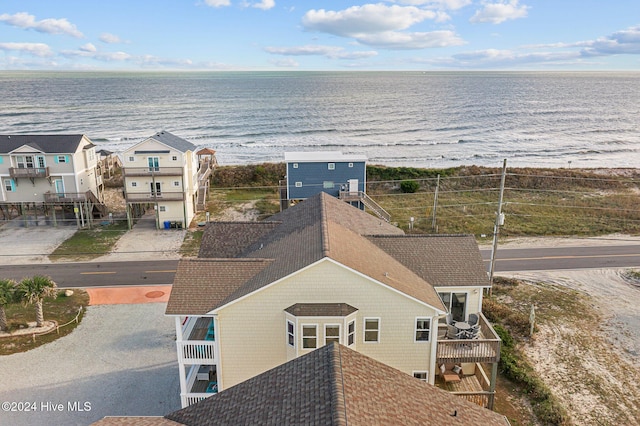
[
  {"left": 0, "top": 278, "right": 17, "bottom": 332},
  {"left": 18, "top": 275, "right": 58, "bottom": 328}
]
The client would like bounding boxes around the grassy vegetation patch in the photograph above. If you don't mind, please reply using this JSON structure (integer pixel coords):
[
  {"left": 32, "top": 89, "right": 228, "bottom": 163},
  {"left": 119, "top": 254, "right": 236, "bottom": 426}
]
[
  {"left": 484, "top": 278, "right": 571, "bottom": 425},
  {"left": 0, "top": 289, "right": 89, "bottom": 355},
  {"left": 179, "top": 230, "right": 203, "bottom": 257},
  {"left": 50, "top": 221, "right": 129, "bottom": 261}
]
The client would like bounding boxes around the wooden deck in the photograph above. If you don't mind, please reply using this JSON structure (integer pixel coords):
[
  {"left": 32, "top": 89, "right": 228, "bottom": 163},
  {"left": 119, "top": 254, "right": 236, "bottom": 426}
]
[{"left": 436, "top": 368, "right": 494, "bottom": 408}]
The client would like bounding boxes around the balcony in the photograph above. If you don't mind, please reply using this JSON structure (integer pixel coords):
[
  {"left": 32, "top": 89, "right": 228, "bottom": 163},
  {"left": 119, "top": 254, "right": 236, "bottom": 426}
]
[
  {"left": 436, "top": 312, "right": 501, "bottom": 364},
  {"left": 181, "top": 364, "right": 218, "bottom": 407},
  {"left": 44, "top": 192, "right": 88, "bottom": 203},
  {"left": 122, "top": 167, "right": 184, "bottom": 177},
  {"left": 9, "top": 167, "right": 50, "bottom": 179},
  {"left": 437, "top": 362, "right": 495, "bottom": 408},
  {"left": 125, "top": 191, "right": 185, "bottom": 202}
]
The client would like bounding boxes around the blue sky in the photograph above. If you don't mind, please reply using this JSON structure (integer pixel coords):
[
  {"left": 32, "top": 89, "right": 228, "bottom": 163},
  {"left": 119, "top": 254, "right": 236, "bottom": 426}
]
[{"left": 0, "top": 0, "right": 639, "bottom": 71}]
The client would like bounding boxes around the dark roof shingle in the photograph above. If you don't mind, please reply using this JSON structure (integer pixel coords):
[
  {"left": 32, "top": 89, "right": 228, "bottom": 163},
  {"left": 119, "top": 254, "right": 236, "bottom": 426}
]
[
  {"left": 0, "top": 134, "right": 89, "bottom": 154},
  {"left": 164, "top": 344, "right": 509, "bottom": 426}
]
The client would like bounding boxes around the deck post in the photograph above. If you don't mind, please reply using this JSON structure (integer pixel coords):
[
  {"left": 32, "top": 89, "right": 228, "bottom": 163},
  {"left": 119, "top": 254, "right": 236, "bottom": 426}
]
[{"left": 488, "top": 362, "right": 498, "bottom": 410}]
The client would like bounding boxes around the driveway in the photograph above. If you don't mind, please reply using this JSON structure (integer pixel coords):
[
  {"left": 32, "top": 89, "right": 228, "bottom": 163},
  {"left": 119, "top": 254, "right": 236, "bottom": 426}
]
[{"left": 0, "top": 303, "right": 181, "bottom": 426}]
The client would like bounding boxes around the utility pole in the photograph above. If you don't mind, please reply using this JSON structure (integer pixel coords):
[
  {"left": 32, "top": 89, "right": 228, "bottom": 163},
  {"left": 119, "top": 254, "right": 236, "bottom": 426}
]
[
  {"left": 489, "top": 159, "right": 507, "bottom": 292},
  {"left": 431, "top": 174, "right": 440, "bottom": 232}
]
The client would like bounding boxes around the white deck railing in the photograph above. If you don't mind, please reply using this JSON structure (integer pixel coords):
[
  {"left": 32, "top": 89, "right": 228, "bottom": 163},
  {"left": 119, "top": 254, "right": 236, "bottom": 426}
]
[
  {"left": 178, "top": 341, "right": 216, "bottom": 364},
  {"left": 182, "top": 393, "right": 212, "bottom": 407}
]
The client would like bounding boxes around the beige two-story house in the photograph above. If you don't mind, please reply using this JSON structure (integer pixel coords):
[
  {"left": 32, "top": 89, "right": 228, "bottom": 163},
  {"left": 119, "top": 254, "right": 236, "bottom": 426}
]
[
  {"left": 166, "top": 192, "right": 501, "bottom": 410},
  {"left": 0, "top": 134, "right": 104, "bottom": 226},
  {"left": 121, "top": 131, "right": 199, "bottom": 229}
]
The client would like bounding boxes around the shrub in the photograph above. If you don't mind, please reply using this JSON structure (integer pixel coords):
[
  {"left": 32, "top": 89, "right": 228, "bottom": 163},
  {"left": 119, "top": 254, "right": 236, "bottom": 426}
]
[{"left": 400, "top": 180, "right": 420, "bottom": 193}]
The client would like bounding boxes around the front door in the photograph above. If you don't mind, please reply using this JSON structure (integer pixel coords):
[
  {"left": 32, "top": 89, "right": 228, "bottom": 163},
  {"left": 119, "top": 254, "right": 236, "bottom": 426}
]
[
  {"left": 148, "top": 157, "right": 159, "bottom": 172},
  {"left": 54, "top": 179, "right": 65, "bottom": 196},
  {"left": 348, "top": 179, "right": 358, "bottom": 193}
]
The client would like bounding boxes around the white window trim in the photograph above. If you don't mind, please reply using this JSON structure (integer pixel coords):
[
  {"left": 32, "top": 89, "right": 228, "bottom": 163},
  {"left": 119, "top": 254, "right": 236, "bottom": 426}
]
[
  {"left": 324, "top": 324, "right": 341, "bottom": 346},
  {"left": 348, "top": 162, "right": 354, "bottom": 168},
  {"left": 347, "top": 320, "right": 355, "bottom": 347},
  {"left": 128, "top": 156, "right": 135, "bottom": 162},
  {"left": 131, "top": 181, "right": 138, "bottom": 187},
  {"left": 159, "top": 206, "right": 166, "bottom": 212},
  {"left": 302, "top": 324, "right": 317, "bottom": 349},
  {"left": 328, "top": 163, "right": 335, "bottom": 170},
  {"left": 412, "top": 371, "right": 429, "bottom": 382},
  {"left": 173, "top": 181, "right": 180, "bottom": 187},
  {"left": 295, "top": 181, "right": 302, "bottom": 188},
  {"left": 415, "top": 317, "right": 431, "bottom": 342},
  {"left": 363, "top": 317, "right": 380, "bottom": 343},
  {"left": 287, "top": 320, "right": 295, "bottom": 348},
  {"left": 292, "top": 163, "right": 298, "bottom": 168}
]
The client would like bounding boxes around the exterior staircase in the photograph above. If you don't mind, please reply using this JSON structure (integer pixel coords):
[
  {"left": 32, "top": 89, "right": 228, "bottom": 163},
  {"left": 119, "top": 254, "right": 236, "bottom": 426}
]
[
  {"left": 196, "top": 159, "right": 213, "bottom": 212},
  {"left": 339, "top": 191, "right": 390, "bottom": 222}
]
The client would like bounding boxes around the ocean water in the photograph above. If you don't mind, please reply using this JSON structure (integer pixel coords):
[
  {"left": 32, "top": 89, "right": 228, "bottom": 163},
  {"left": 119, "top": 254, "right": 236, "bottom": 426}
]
[{"left": 0, "top": 71, "right": 638, "bottom": 169}]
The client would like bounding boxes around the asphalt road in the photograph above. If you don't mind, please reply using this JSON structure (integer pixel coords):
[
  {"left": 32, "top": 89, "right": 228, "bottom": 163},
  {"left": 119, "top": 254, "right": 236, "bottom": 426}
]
[
  {"left": 1, "top": 244, "right": 639, "bottom": 287},
  {"left": 0, "top": 260, "right": 179, "bottom": 287},
  {"left": 480, "top": 244, "right": 640, "bottom": 272}
]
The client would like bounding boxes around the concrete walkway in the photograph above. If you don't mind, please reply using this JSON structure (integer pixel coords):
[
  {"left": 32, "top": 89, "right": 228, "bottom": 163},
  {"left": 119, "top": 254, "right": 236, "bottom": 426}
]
[{"left": 0, "top": 303, "right": 181, "bottom": 426}]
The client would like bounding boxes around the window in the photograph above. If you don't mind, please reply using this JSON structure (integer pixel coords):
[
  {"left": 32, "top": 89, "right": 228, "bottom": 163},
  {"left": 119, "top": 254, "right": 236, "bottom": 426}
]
[
  {"left": 293, "top": 163, "right": 298, "bottom": 169},
  {"left": 88, "top": 150, "right": 95, "bottom": 160},
  {"left": 325, "top": 325, "right": 340, "bottom": 346},
  {"left": 4, "top": 179, "right": 14, "bottom": 192},
  {"left": 302, "top": 325, "right": 317, "bottom": 349},
  {"left": 323, "top": 181, "right": 334, "bottom": 189},
  {"left": 413, "top": 371, "right": 428, "bottom": 382},
  {"left": 295, "top": 181, "right": 302, "bottom": 188},
  {"left": 128, "top": 156, "right": 135, "bottom": 162},
  {"left": 131, "top": 181, "right": 138, "bottom": 187},
  {"left": 287, "top": 321, "right": 295, "bottom": 347},
  {"left": 37, "top": 156, "right": 45, "bottom": 168},
  {"left": 148, "top": 157, "right": 160, "bottom": 172},
  {"left": 57, "top": 155, "right": 67, "bottom": 163},
  {"left": 172, "top": 156, "right": 178, "bottom": 161},
  {"left": 173, "top": 181, "right": 180, "bottom": 187},
  {"left": 364, "top": 318, "right": 379, "bottom": 342},
  {"left": 150, "top": 182, "right": 161, "bottom": 196},
  {"left": 16, "top": 155, "right": 34, "bottom": 169},
  {"left": 415, "top": 318, "right": 431, "bottom": 342},
  {"left": 347, "top": 320, "right": 355, "bottom": 346},
  {"left": 328, "top": 163, "right": 335, "bottom": 170},
  {"left": 159, "top": 206, "right": 166, "bottom": 212},
  {"left": 348, "top": 162, "right": 354, "bottom": 168}
]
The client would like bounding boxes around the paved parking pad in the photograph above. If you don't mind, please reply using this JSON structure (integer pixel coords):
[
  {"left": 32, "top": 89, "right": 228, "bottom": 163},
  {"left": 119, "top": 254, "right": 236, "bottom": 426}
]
[{"left": 0, "top": 303, "right": 181, "bottom": 426}]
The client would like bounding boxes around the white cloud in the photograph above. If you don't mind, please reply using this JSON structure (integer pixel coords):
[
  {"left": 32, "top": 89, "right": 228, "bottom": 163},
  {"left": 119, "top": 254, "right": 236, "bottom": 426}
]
[
  {"left": 269, "top": 58, "right": 299, "bottom": 67},
  {"left": 253, "top": 0, "right": 275, "bottom": 10},
  {"left": 99, "top": 33, "right": 125, "bottom": 44},
  {"left": 204, "top": 0, "right": 231, "bottom": 7},
  {"left": 61, "top": 47, "right": 132, "bottom": 62},
  {"left": 302, "top": 4, "right": 442, "bottom": 37},
  {"left": 79, "top": 43, "right": 97, "bottom": 53},
  {"left": 0, "top": 12, "right": 83, "bottom": 38},
  {"left": 264, "top": 44, "right": 378, "bottom": 60},
  {"left": 396, "top": 0, "right": 472, "bottom": 10},
  {"left": 470, "top": 0, "right": 529, "bottom": 24},
  {"left": 357, "top": 30, "right": 464, "bottom": 49},
  {"left": 581, "top": 26, "right": 640, "bottom": 56},
  {"left": 0, "top": 42, "right": 53, "bottom": 57}
]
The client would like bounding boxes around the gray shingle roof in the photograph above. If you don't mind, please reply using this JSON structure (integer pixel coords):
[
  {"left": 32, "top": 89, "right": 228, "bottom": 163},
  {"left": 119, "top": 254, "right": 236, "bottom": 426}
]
[
  {"left": 368, "top": 234, "right": 491, "bottom": 287},
  {"left": 0, "top": 134, "right": 91, "bottom": 154},
  {"left": 147, "top": 131, "right": 196, "bottom": 152},
  {"left": 164, "top": 343, "right": 510, "bottom": 426},
  {"left": 166, "top": 193, "right": 448, "bottom": 315},
  {"left": 285, "top": 303, "right": 358, "bottom": 317}
]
